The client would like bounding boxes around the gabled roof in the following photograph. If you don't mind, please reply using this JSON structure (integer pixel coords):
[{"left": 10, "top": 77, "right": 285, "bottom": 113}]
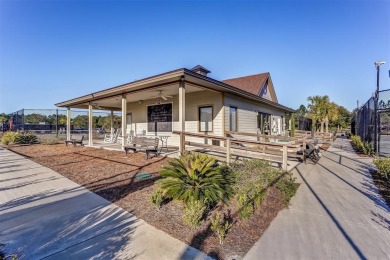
[
  {"left": 222, "top": 73, "right": 269, "bottom": 96},
  {"left": 222, "top": 73, "right": 278, "bottom": 103}
]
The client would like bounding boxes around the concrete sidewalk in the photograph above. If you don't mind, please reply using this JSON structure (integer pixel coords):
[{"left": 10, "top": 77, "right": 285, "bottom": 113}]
[
  {"left": 0, "top": 147, "right": 210, "bottom": 260},
  {"left": 245, "top": 138, "right": 390, "bottom": 259}
]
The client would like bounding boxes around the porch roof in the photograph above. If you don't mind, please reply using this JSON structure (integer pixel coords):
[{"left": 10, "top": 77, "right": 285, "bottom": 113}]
[{"left": 55, "top": 68, "right": 295, "bottom": 113}]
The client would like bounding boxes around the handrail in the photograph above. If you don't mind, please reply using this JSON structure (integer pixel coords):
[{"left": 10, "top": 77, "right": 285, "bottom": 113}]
[
  {"left": 225, "top": 130, "right": 300, "bottom": 141},
  {"left": 172, "top": 131, "right": 306, "bottom": 170}
]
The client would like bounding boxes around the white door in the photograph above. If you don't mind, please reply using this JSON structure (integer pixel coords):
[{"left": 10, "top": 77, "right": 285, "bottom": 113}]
[{"left": 126, "top": 114, "right": 132, "bottom": 134}]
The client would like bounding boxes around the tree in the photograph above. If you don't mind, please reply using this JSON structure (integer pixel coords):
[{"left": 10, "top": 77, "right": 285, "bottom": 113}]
[
  {"left": 296, "top": 104, "right": 307, "bottom": 117},
  {"left": 307, "top": 95, "right": 329, "bottom": 132}
]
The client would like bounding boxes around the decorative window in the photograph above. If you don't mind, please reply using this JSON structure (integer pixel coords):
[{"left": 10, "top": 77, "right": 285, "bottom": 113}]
[
  {"left": 199, "top": 106, "right": 213, "bottom": 132},
  {"left": 147, "top": 103, "right": 172, "bottom": 133},
  {"left": 229, "top": 107, "right": 237, "bottom": 132}
]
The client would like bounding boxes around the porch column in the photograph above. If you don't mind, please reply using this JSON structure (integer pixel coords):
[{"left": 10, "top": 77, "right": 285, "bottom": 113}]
[
  {"left": 179, "top": 77, "right": 185, "bottom": 154},
  {"left": 110, "top": 110, "right": 114, "bottom": 133},
  {"left": 88, "top": 103, "right": 93, "bottom": 146},
  {"left": 66, "top": 107, "right": 71, "bottom": 140},
  {"left": 121, "top": 95, "right": 127, "bottom": 148}
]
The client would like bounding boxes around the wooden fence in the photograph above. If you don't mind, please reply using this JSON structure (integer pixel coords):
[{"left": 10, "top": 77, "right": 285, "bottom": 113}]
[{"left": 173, "top": 131, "right": 306, "bottom": 171}]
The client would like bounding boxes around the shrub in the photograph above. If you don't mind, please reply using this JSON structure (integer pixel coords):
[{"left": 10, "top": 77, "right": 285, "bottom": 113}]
[
  {"left": 210, "top": 211, "right": 233, "bottom": 244},
  {"left": 276, "top": 174, "right": 298, "bottom": 205},
  {"left": 230, "top": 159, "right": 282, "bottom": 219},
  {"left": 182, "top": 200, "right": 207, "bottom": 229},
  {"left": 158, "top": 152, "right": 236, "bottom": 205},
  {"left": 39, "top": 136, "right": 62, "bottom": 145},
  {"left": 14, "top": 133, "right": 39, "bottom": 144},
  {"left": 373, "top": 157, "right": 390, "bottom": 179},
  {"left": 363, "top": 142, "right": 374, "bottom": 156},
  {"left": 149, "top": 188, "right": 165, "bottom": 209},
  {"left": 1, "top": 132, "right": 20, "bottom": 145}
]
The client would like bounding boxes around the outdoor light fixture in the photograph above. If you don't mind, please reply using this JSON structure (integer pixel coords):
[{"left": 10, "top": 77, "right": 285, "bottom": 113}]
[{"left": 138, "top": 100, "right": 143, "bottom": 104}]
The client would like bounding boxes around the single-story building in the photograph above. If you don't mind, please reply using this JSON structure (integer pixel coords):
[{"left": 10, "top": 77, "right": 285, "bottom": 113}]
[{"left": 55, "top": 65, "right": 294, "bottom": 152}]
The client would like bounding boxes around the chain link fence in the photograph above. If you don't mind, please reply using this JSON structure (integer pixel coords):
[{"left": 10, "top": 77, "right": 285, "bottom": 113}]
[
  {"left": 354, "top": 89, "right": 390, "bottom": 157},
  {"left": 7, "top": 109, "right": 121, "bottom": 140}
]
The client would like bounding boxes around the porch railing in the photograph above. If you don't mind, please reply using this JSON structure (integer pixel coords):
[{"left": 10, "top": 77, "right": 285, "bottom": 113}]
[{"left": 173, "top": 131, "right": 306, "bottom": 171}]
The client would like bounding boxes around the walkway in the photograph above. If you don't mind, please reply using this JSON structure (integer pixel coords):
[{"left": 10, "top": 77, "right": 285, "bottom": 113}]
[
  {"left": 0, "top": 147, "right": 209, "bottom": 260},
  {"left": 245, "top": 138, "right": 390, "bottom": 259}
]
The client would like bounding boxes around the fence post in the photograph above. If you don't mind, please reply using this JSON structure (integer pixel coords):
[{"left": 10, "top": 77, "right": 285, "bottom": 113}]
[
  {"left": 282, "top": 145, "right": 288, "bottom": 171},
  {"left": 226, "top": 139, "right": 231, "bottom": 165},
  {"left": 179, "top": 132, "right": 185, "bottom": 155},
  {"left": 56, "top": 109, "right": 59, "bottom": 137}
]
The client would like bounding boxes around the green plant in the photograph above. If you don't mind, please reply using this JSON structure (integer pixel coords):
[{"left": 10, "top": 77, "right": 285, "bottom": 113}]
[
  {"left": 158, "top": 152, "right": 236, "bottom": 205},
  {"left": 373, "top": 157, "right": 390, "bottom": 179},
  {"left": 149, "top": 188, "right": 165, "bottom": 208},
  {"left": 1, "top": 132, "right": 21, "bottom": 145},
  {"left": 230, "top": 159, "right": 281, "bottom": 219},
  {"left": 182, "top": 200, "right": 207, "bottom": 229},
  {"left": 291, "top": 116, "right": 296, "bottom": 137},
  {"left": 363, "top": 142, "right": 374, "bottom": 156},
  {"left": 210, "top": 211, "right": 233, "bottom": 244},
  {"left": 236, "top": 193, "right": 254, "bottom": 220},
  {"left": 14, "top": 132, "right": 39, "bottom": 144},
  {"left": 276, "top": 174, "right": 298, "bottom": 205}
]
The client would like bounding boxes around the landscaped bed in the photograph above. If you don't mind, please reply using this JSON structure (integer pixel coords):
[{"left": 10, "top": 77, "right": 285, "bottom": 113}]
[{"left": 5, "top": 143, "right": 297, "bottom": 259}]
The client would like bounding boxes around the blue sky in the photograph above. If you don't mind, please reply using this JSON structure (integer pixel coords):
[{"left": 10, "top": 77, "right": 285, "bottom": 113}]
[{"left": 0, "top": 0, "right": 389, "bottom": 113}]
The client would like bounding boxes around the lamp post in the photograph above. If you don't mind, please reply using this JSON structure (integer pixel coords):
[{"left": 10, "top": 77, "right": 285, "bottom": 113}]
[{"left": 374, "top": 61, "right": 386, "bottom": 155}]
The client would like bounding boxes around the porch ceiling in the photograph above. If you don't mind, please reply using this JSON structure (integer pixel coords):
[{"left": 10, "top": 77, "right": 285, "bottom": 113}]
[{"left": 72, "top": 83, "right": 203, "bottom": 110}]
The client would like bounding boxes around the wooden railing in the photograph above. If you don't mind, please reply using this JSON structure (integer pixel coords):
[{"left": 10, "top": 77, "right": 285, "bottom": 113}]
[{"left": 172, "top": 131, "right": 306, "bottom": 171}]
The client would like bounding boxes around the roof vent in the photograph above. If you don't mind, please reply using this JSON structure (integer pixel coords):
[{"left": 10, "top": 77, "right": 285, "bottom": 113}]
[{"left": 191, "top": 65, "right": 211, "bottom": 76}]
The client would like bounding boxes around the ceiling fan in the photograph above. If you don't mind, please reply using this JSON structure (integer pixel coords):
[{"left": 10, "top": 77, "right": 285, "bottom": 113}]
[
  {"left": 154, "top": 90, "right": 173, "bottom": 100},
  {"left": 92, "top": 103, "right": 105, "bottom": 110}
]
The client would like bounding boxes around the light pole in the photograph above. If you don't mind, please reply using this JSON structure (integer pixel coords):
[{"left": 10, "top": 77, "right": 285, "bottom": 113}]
[{"left": 374, "top": 61, "right": 386, "bottom": 155}]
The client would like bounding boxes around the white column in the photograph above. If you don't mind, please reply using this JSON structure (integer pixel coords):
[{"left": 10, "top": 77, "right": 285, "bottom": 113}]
[
  {"left": 179, "top": 77, "right": 185, "bottom": 154},
  {"left": 121, "top": 95, "right": 127, "bottom": 148},
  {"left": 110, "top": 110, "right": 114, "bottom": 133},
  {"left": 66, "top": 107, "right": 71, "bottom": 140},
  {"left": 88, "top": 104, "right": 93, "bottom": 146}
]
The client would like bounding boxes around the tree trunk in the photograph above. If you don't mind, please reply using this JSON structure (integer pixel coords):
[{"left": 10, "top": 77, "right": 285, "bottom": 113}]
[
  {"left": 325, "top": 116, "right": 329, "bottom": 133},
  {"left": 320, "top": 120, "right": 324, "bottom": 133}
]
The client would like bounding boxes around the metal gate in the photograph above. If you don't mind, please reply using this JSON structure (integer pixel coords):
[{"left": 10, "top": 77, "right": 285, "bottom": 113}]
[{"left": 378, "top": 89, "right": 390, "bottom": 156}]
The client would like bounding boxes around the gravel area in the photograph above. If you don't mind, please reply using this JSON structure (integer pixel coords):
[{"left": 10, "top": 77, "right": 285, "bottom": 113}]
[{"left": 7, "top": 144, "right": 289, "bottom": 259}]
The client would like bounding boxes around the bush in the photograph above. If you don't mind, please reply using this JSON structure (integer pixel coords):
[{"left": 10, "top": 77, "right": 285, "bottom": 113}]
[
  {"left": 210, "top": 211, "right": 233, "bottom": 244},
  {"left": 230, "top": 159, "right": 282, "bottom": 219},
  {"left": 1, "top": 132, "right": 21, "bottom": 145},
  {"left": 373, "top": 157, "right": 390, "bottom": 179},
  {"left": 14, "top": 132, "right": 39, "bottom": 144},
  {"left": 182, "top": 200, "right": 207, "bottom": 229},
  {"left": 363, "top": 142, "right": 374, "bottom": 156},
  {"left": 158, "top": 152, "right": 236, "bottom": 205},
  {"left": 39, "top": 136, "right": 62, "bottom": 145},
  {"left": 149, "top": 188, "right": 165, "bottom": 209},
  {"left": 276, "top": 174, "right": 298, "bottom": 205}
]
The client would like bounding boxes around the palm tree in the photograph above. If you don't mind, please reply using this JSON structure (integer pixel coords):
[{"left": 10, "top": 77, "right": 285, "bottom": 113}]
[
  {"left": 158, "top": 152, "right": 236, "bottom": 205},
  {"left": 307, "top": 95, "right": 330, "bottom": 132}
]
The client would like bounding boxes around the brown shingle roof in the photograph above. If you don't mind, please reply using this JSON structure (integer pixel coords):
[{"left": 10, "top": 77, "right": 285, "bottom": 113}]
[{"left": 222, "top": 73, "right": 269, "bottom": 96}]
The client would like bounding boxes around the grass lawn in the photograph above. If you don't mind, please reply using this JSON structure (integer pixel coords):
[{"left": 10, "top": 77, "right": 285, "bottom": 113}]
[{"left": 7, "top": 144, "right": 294, "bottom": 259}]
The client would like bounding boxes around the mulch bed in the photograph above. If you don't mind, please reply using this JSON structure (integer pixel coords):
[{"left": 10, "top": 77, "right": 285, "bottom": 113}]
[
  {"left": 370, "top": 169, "right": 390, "bottom": 207},
  {"left": 6, "top": 144, "right": 289, "bottom": 259}
]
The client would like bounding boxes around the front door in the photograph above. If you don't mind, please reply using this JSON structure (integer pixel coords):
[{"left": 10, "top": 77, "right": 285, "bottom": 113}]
[{"left": 126, "top": 113, "right": 132, "bottom": 134}]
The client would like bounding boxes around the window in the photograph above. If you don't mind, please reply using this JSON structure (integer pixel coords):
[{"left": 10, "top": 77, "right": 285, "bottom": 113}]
[
  {"left": 229, "top": 106, "right": 237, "bottom": 131},
  {"left": 199, "top": 106, "right": 213, "bottom": 132},
  {"left": 257, "top": 112, "right": 271, "bottom": 134},
  {"left": 147, "top": 103, "right": 172, "bottom": 133}
]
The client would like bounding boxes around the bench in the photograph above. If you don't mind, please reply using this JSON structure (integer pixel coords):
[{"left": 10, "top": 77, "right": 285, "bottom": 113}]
[
  {"left": 123, "top": 136, "right": 160, "bottom": 160},
  {"left": 65, "top": 135, "right": 84, "bottom": 147}
]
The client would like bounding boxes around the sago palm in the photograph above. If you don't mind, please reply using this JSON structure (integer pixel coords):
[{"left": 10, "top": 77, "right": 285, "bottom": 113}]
[{"left": 158, "top": 152, "right": 235, "bottom": 205}]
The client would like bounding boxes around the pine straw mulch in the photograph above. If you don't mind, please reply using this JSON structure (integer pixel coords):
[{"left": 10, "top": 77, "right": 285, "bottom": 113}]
[
  {"left": 370, "top": 169, "right": 390, "bottom": 207},
  {"left": 6, "top": 144, "right": 289, "bottom": 259}
]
